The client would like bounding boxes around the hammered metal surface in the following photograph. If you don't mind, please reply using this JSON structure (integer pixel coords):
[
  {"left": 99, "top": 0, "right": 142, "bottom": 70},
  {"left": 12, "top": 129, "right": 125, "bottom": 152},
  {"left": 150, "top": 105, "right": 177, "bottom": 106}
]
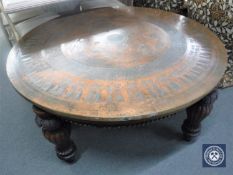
[{"left": 6, "top": 7, "right": 227, "bottom": 122}]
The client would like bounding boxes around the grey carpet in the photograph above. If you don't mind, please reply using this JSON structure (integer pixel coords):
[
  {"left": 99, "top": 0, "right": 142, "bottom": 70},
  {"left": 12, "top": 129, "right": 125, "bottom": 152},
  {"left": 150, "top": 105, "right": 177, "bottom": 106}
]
[{"left": 0, "top": 22, "right": 233, "bottom": 175}]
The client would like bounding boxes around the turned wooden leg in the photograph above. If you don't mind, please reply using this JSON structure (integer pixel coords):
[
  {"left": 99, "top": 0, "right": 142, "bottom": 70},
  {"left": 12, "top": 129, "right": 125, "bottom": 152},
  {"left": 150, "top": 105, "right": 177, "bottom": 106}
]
[
  {"left": 182, "top": 89, "right": 218, "bottom": 141},
  {"left": 33, "top": 106, "right": 77, "bottom": 163}
]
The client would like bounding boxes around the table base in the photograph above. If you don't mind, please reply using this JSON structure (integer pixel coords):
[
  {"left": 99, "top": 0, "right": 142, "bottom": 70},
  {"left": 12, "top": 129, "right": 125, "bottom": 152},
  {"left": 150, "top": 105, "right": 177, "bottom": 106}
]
[{"left": 33, "top": 89, "right": 218, "bottom": 163}]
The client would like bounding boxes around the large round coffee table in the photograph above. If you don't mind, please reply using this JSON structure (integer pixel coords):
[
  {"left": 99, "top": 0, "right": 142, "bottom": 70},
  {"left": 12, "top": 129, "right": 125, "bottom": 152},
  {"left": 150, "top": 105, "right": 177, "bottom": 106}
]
[{"left": 6, "top": 7, "right": 227, "bottom": 163}]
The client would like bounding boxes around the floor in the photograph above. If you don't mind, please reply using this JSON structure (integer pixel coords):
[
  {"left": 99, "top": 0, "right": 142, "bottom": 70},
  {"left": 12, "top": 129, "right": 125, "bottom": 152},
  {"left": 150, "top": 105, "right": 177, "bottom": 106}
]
[{"left": 0, "top": 22, "right": 233, "bottom": 175}]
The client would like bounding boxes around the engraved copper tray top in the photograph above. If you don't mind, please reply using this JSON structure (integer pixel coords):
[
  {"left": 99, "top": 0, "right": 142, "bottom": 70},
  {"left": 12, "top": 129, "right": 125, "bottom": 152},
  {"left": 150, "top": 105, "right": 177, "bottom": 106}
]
[{"left": 6, "top": 7, "right": 227, "bottom": 122}]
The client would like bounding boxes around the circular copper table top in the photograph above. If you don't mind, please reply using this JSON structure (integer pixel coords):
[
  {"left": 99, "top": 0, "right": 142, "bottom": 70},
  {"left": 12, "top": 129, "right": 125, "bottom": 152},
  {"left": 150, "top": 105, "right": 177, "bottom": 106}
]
[{"left": 7, "top": 7, "right": 227, "bottom": 122}]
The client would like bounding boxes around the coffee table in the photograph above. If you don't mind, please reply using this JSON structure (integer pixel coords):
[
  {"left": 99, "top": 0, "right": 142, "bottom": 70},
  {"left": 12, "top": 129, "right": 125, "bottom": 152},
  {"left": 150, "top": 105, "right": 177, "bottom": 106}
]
[{"left": 6, "top": 7, "right": 227, "bottom": 163}]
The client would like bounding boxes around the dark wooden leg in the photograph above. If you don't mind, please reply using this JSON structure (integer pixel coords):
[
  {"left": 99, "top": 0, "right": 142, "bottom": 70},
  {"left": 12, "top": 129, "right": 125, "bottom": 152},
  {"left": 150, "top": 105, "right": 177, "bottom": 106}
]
[
  {"left": 33, "top": 106, "right": 77, "bottom": 163},
  {"left": 182, "top": 89, "right": 218, "bottom": 141}
]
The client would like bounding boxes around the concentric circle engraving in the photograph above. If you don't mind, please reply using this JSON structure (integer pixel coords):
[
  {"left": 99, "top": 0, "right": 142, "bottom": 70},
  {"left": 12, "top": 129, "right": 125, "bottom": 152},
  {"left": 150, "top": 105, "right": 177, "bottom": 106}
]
[
  {"left": 60, "top": 22, "right": 173, "bottom": 70},
  {"left": 6, "top": 7, "right": 227, "bottom": 121}
]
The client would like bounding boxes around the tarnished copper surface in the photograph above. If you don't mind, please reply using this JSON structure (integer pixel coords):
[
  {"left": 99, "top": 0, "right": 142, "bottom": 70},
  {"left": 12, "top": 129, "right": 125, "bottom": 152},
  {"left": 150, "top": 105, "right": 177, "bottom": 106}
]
[{"left": 6, "top": 7, "right": 227, "bottom": 122}]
